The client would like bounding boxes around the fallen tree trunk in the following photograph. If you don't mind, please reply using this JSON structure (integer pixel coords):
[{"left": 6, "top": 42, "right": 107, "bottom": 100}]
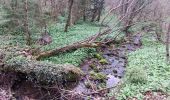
[
  {"left": 35, "top": 29, "right": 112, "bottom": 60},
  {"left": 0, "top": 49, "right": 83, "bottom": 85},
  {"left": 35, "top": 42, "right": 103, "bottom": 60},
  {"left": 3, "top": 59, "right": 82, "bottom": 84}
]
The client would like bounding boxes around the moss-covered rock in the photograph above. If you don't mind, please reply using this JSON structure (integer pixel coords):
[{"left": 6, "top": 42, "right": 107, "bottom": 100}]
[
  {"left": 94, "top": 53, "right": 103, "bottom": 60},
  {"left": 99, "top": 59, "right": 108, "bottom": 64},
  {"left": 89, "top": 64, "right": 100, "bottom": 72},
  {"left": 89, "top": 71, "right": 106, "bottom": 81}
]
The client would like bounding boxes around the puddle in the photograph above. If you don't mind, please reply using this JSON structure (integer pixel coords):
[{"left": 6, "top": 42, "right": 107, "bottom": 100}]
[{"left": 106, "top": 74, "right": 120, "bottom": 88}]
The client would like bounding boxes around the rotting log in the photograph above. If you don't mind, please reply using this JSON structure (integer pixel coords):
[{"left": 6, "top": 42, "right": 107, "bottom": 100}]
[
  {"left": 3, "top": 59, "right": 82, "bottom": 84},
  {"left": 0, "top": 49, "right": 83, "bottom": 85}
]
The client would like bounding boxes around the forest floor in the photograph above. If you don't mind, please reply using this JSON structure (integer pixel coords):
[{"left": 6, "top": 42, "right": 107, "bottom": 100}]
[
  {"left": 114, "top": 33, "right": 170, "bottom": 100},
  {"left": 0, "top": 22, "right": 101, "bottom": 66},
  {"left": 0, "top": 22, "right": 170, "bottom": 100}
]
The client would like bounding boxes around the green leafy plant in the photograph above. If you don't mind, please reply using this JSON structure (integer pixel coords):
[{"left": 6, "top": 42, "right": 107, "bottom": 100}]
[
  {"left": 127, "top": 67, "right": 147, "bottom": 84},
  {"left": 111, "top": 33, "right": 170, "bottom": 100}
]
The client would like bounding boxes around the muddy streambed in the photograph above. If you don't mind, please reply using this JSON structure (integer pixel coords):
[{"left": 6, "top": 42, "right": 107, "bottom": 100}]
[{"left": 72, "top": 33, "right": 142, "bottom": 99}]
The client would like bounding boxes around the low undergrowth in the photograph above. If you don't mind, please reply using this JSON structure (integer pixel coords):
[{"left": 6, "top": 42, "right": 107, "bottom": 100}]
[
  {"left": 0, "top": 19, "right": 122, "bottom": 67},
  {"left": 0, "top": 22, "right": 100, "bottom": 66},
  {"left": 113, "top": 34, "right": 170, "bottom": 100},
  {"left": 41, "top": 22, "right": 100, "bottom": 66}
]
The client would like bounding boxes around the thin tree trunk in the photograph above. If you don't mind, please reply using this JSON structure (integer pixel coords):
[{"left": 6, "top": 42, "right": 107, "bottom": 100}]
[
  {"left": 24, "top": 0, "right": 31, "bottom": 45},
  {"left": 166, "top": 24, "right": 170, "bottom": 63},
  {"left": 44, "top": 0, "right": 47, "bottom": 33},
  {"left": 50, "top": 0, "right": 57, "bottom": 21},
  {"left": 156, "top": 24, "right": 162, "bottom": 42},
  {"left": 64, "top": 0, "right": 74, "bottom": 32},
  {"left": 83, "top": 0, "right": 86, "bottom": 21},
  {"left": 97, "top": 0, "right": 104, "bottom": 22},
  {"left": 97, "top": 10, "right": 102, "bottom": 22},
  {"left": 91, "top": 9, "right": 97, "bottom": 22}
]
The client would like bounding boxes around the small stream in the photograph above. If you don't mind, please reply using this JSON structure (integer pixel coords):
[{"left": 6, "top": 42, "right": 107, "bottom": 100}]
[
  {"left": 0, "top": 34, "right": 142, "bottom": 100},
  {"left": 72, "top": 33, "right": 142, "bottom": 99}
]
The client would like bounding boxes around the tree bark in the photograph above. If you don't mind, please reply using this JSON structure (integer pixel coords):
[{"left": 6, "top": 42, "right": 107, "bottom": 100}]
[
  {"left": 24, "top": 0, "right": 31, "bottom": 45},
  {"left": 97, "top": 0, "right": 104, "bottom": 22},
  {"left": 64, "top": 0, "right": 74, "bottom": 32},
  {"left": 83, "top": 0, "right": 86, "bottom": 21},
  {"left": 36, "top": 29, "right": 111, "bottom": 60},
  {"left": 91, "top": 9, "right": 97, "bottom": 22},
  {"left": 35, "top": 42, "right": 102, "bottom": 60},
  {"left": 166, "top": 24, "right": 170, "bottom": 63}
]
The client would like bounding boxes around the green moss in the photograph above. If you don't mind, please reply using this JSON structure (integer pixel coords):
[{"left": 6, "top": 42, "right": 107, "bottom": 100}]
[
  {"left": 64, "top": 72, "right": 79, "bottom": 82},
  {"left": 89, "top": 64, "right": 100, "bottom": 72},
  {"left": 94, "top": 53, "right": 103, "bottom": 60},
  {"left": 89, "top": 71, "right": 106, "bottom": 81},
  {"left": 4, "top": 55, "right": 82, "bottom": 84},
  {"left": 99, "top": 59, "right": 108, "bottom": 64}
]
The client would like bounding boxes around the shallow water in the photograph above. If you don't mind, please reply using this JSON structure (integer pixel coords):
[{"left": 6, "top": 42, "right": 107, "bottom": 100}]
[{"left": 73, "top": 33, "right": 142, "bottom": 99}]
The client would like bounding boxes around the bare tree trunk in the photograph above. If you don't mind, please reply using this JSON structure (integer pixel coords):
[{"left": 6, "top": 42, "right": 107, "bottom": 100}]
[
  {"left": 97, "top": 0, "right": 104, "bottom": 22},
  {"left": 91, "top": 9, "right": 97, "bottom": 22},
  {"left": 24, "top": 0, "right": 31, "bottom": 45},
  {"left": 166, "top": 24, "right": 170, "bottom": 63},
  {"left": 156, "top": 23, "right": 163, "bottom": 42},
  {"left": 50, "top": 0, "right": 57, "bottom": 21},
  {"left": 83, "top": 0, "right": 86, "bottom": 21},
  {"left": 97, "top": 10, "right": 102, "bottom": 22},
  {"left": 44, "top": 1, "right": 47, "bottom": 33},
  {"left": 64, "top": 0, "right": 74, "bottom": 32}
]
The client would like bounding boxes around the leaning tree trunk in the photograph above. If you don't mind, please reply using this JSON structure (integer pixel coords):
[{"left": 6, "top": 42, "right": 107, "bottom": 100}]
[
  {"left": 64, "top": 0, "right": 74, "bottom": 32},
  {"left": 166, "top": 24, "right": 170, "bottom": 63}
]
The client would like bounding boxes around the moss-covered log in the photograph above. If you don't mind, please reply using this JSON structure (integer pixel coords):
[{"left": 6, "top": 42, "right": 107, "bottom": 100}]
[{"left": 0, "top": 49, "right": 83, "bottom": 85}]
